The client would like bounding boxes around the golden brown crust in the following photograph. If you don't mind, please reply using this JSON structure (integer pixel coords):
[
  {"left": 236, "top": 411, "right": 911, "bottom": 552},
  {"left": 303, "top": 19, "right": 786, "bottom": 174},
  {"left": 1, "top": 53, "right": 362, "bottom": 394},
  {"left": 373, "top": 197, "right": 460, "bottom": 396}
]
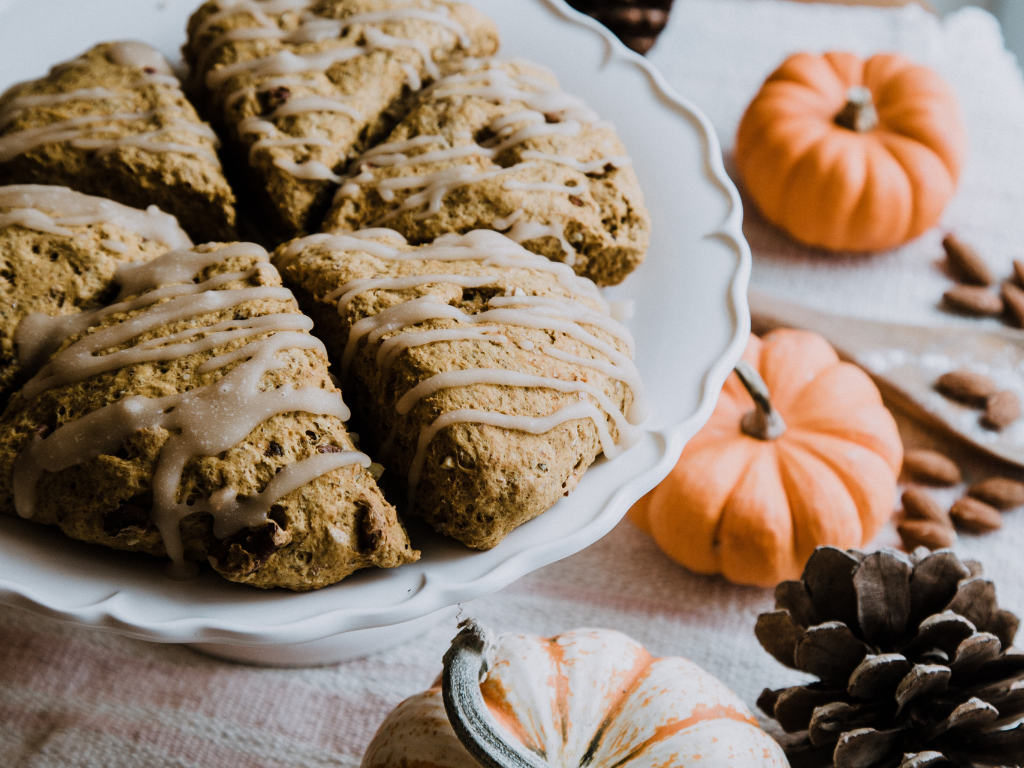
[
  {"left": 184, "top": 0, "right": 499, "bottom": 240},
  {"left": 0, "top": 243, "right": 418, "bottom": 590},
  {"left": 274, "top": 232, "right": 635, "bottom": 549},
  {"left": 322, "top": 59, "right": 650, "bottom": 286},
  {"left": 0, "top": 44, "right": 237, "bottom": 243},
  {"left": 0, "top": 189, "right": 188, "bottom": 405}
]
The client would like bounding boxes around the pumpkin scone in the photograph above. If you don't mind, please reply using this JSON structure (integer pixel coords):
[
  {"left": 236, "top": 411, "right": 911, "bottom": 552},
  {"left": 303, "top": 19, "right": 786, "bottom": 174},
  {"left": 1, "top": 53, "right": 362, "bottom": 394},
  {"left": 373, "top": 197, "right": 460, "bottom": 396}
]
[
  {"left": 274, "top": 228, "right": 646, "bottom": 549},
  {"left": 0, "top": 42, "right": 236, "bottom": 243},
  {"left": 0, "top": 240, "right": 417, "bottom": 590},
  {"left": 184, "top": 0, "right": 499, "bottom": 240},
  {"left": 324, "top": 58, "right": 650, "bottom": 286},
  {"left": 0, "top": 184, "right": 193, "bottom": 404}
]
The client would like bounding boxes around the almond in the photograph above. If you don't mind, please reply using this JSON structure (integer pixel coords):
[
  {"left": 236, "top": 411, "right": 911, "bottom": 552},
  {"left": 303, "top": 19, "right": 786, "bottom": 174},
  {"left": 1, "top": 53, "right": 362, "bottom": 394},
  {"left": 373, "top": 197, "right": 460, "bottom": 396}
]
[
  {"left": 901, "top": 488, "right": 953, "bottom": 528},
  {"left": 949, "top": 496, "right": 1003, "bottom": 533},
  {"left": 942, "top": 285, "right": 1003, "bottom": 316},
  {"left": 901, "top": 449, "right": 962, "bottom": 486},
  {"left": 1014, "top": 259, "right": 1024, "bottom": 288},
  {"left": 982, "top": 390, "right": 1020, "bottom": 430},
  {"left": 935, "top": 369, "right": 999, "bottom": 405},
  {"left": 943, "top": 233, "right": 993, "bottom": 286},
  {"left": 898, "top": 519, "right": 956, "bottom": 551},
  {"left": 968, "top": 477, "right": 1024, "bottom": 509},
  {"left": 1002, "top": 281, "right": 1024, "bottom": 327}
]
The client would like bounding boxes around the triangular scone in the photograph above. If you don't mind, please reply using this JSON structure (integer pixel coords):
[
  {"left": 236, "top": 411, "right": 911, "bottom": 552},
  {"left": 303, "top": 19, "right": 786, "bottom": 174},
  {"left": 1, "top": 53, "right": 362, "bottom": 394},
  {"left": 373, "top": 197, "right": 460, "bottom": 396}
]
[
  {"left": 0, "top": 43, "right": 236, "bottom": 243},
  {"left": 0, "top": 241, "right": 417, "bottom": 590},
  {"left": 322, "top": 59, "right": 650, "bottom": 286},
  {"left": 0, "top": 184, "right": 193, "bottom": 404},
  {"left": 184, "top": 0, "right": 498, "bottom": 239},
  {"left": 274, "top": 229, "right": 646, "bottom": 549}
]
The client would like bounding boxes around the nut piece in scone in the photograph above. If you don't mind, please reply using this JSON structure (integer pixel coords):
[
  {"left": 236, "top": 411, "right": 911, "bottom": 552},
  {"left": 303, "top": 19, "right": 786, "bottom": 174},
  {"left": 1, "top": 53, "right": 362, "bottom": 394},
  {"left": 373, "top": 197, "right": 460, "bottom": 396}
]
[
  {"left": 324, "top": 58, "right": 650, "bottom": 287},
  {"left": 0, "top": 241, "right": 417, "bottom": 590},
  {"left": 0, "top": 42, "right": 236, "bottom": 243},
  {"left": 273, "top": 228, "right": 646, "bottom": 549},
  {"left": 184, "top": 0, "right": 499, "bottom": 240},
  {"left": 0, "top": 184, "right": 192, "bottom": 404}
]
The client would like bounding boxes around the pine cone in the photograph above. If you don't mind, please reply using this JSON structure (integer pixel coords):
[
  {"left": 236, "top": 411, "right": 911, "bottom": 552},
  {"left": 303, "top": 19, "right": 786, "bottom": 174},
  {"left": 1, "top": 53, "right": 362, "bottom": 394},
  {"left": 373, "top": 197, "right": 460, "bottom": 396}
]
[
  {"left": 564, "top": 0, "right": 674, "bottom": 55},
  {"left": 755, "top": 546, "right": 1024, "bottom": 768}
]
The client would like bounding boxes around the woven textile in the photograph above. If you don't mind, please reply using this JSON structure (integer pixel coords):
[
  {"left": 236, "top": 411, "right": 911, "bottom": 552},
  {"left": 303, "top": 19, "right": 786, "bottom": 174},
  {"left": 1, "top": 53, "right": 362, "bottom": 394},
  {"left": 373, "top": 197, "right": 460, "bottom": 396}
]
[{"left": 3, "top": 2, "right": 1024, "bottom": 765}]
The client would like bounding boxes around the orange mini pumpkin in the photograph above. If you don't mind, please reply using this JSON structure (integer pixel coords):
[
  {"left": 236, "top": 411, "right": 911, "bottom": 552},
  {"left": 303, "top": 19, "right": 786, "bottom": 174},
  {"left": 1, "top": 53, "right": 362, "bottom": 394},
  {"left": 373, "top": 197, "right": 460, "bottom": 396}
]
[
  {"left": 630, "top": 329, "right": 903, "bottom": 587},
  {"left": 736, "top": 52, "right": 967, "bottom": 253}
]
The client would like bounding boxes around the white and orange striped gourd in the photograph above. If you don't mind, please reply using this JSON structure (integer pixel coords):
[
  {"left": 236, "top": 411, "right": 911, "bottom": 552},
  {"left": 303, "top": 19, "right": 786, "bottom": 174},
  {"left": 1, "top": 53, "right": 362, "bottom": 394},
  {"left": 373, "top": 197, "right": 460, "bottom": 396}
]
[{"left": 361, "top": 621, "right": 789, "bottom": 768}]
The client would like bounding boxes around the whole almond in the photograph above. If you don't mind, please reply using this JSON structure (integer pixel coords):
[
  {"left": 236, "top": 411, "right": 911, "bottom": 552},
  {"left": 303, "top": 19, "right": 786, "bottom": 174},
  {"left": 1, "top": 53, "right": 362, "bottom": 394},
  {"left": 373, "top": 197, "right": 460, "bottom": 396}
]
[
  {"left": 942, "top": 285, "right": 1003, "bottom": 316},
  {"left": 1014, "top": 259, "right": 1024, "bottom": 288},
  {"left": 949, "top": 497, "right": 1003, "bottom": 533},
  {"left": 902, "top": 488, "right": 953, "bottom": 528},
  {"left": 902, "top": 449, "right": 962, "bottom": 486},
  {"left": 935, "top": 369, "right": 999, "bottom": 405},
  {"left": 968, "top": 477, "right": 1024, "bottom": 509},
  {"left": 982, "top": 390, "right": 1020, "bottom": 430},
  {"left": 898, "top": 519, "right": 957, "bottom": 551},
  {"left": 943, "top": 234, "right": 993, "bottom": 286},
  {"left": 1002, "top": 281, "right": 1024, "bottom": 328}
]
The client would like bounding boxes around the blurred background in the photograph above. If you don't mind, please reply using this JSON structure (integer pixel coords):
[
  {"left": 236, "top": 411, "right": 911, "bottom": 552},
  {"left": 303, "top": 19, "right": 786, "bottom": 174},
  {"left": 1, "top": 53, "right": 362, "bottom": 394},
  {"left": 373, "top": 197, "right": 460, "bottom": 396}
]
[
  {"left": 910, "top": 0, "right": 1022, "bottom": 60},
  {"left": 568, "top": 0, "right": 1024, "bottom": 62}
]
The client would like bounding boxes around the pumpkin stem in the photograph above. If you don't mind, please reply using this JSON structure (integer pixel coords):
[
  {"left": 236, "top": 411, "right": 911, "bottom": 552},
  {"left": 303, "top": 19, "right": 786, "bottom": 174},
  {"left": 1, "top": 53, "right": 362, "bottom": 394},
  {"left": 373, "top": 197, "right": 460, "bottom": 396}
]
[
  {"left": 442, "top": 619, "right": 551, "bottom": 768},
  {"left": 734, "top": 360, "right": 787, "bottom": 441},
  {"left": 835, "top": 85, "right": 879, "bottom": 132}
]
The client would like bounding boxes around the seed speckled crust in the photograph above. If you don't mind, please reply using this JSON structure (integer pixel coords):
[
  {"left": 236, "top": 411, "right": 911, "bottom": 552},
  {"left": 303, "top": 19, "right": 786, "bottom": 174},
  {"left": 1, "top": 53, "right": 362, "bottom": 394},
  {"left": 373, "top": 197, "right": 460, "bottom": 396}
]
[
  {"left": 274, "top": 230, "right": 637, "bottom": 550},
  {"left": 0, "top": 44, "right": 236, "bottom": 243},
  {"left": 0, "top": 244, "right": 417, "bottom": 590}
]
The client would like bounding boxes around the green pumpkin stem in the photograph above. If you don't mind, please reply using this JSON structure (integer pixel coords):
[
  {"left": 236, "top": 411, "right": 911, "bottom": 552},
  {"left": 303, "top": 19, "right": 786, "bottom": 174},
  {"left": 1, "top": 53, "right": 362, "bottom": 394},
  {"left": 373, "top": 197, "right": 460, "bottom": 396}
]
[
  {"left": 442, "top": 619, "right": 550, "bottom": 768},
  {"left": 734, "top": 360, "right": 787, "bottom": 441}
]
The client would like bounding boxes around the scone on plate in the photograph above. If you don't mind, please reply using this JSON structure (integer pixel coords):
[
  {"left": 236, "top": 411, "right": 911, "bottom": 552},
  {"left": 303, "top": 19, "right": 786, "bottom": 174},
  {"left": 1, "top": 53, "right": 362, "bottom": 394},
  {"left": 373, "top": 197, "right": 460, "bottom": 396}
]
[
  {"left": 0, "top": 42, "right": 236, "bottom": 243},
  {"left": 274, "top": 228, "right": 646, "bottom": 549},
  {"left": 0, "top": 240, "right": 417, "bottom": 590},
  {"left": 0, "top": 184, "right": 193, "bottom": 404},
  {"left": 184, "top": 0, "right": 499, "bottom": 240},
  {"left": 323, "top": 58, "right": 650, "bottom": 286}
]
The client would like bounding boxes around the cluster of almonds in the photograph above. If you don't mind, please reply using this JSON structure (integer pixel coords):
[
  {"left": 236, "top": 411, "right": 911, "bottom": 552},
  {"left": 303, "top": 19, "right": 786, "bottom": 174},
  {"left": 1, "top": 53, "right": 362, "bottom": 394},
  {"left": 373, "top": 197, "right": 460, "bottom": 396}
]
[
  {"left": 941, "top": 233, "right": 1024, "bottom": 326},
  {"left": 896, "top": 447, "right": 1024, "bottom": 551},
  {"left": 935, "top": 367, "right": 1020, "bottom": 431}
]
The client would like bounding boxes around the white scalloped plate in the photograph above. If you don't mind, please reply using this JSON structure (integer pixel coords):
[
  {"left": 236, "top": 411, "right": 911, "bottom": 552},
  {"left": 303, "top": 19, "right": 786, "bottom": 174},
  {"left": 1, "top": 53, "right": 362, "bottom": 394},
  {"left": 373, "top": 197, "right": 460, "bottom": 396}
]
[{"left": 0, "top": 0, "right": 750, "bottom": 665}]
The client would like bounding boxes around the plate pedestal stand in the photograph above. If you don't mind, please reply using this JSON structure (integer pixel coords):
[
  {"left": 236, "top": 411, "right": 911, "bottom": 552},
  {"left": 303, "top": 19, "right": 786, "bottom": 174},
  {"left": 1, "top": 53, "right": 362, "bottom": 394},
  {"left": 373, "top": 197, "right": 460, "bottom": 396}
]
[
  {"left": 0, "top": 0, "right": 751, "bottom": 666},
  {"left": 188, "top": 605, "right": 460, "bottom": 667}
]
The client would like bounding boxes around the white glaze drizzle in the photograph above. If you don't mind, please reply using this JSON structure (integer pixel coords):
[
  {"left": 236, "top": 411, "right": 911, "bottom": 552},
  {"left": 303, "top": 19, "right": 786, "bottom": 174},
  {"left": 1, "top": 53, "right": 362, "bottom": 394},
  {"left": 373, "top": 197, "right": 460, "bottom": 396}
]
[
  {"left": 333, "top": 60, "right": 632, "bottom": 255},
  {"left": 376, "top": 326, "right": 507, "bottom": 374},
  {"left": 408, "top": 401, "right": 616, "bottom": 492},
  {"left": 282, "top": 228, "right": 605, "bottom": 305},
  {"left": 0, "top": 184, "right": 192, "bottom": 247},
  {"left": 0, "top": 87, "right": 118, "bottom": 130},
  {"left": 271, "top": 94, "right": 363, "bottom": 122},
  {"left": 325, "top": 272, "right": 498, "bottom": 312},
  {"left": 282, "top": 229, "right": 646, "bottom": 496},
  {"left": 106, "top": 41, "right": 175, "bottom": 74},
  {"left": 101, "top": 239, "right": 130, "bottom": 253},
  {"left": 195, "top": 1, "right": 470, "bottom": 183},
  {"left": 0, "top": 44, "right": 220, "bottom": 167},
  {"left": 503, "top": 219, "right": 574, "bottom": 265},
  {"left": 15, "top": 242, "right": 268, "bottom": 376},
  {"left": 519, "top": 149, "right": 631, "bottom": 173},
  {"left": 12, "top": 242, "right": 367, "bottom": 565},
  {"left": 502, "top": 180, "right": 579, "bottom": 194}
]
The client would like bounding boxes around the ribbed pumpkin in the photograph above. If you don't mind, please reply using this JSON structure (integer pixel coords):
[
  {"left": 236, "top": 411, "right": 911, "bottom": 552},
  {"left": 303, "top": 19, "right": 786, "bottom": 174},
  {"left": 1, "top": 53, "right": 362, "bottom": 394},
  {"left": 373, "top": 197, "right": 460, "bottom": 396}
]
[
  {"left": 629, "top": 329, "right": 903, "bottom": 587},
  {"left": 736, "top": 51, "right": 967, "bottom": 253},
  {"left": 361, "top": 621, "right": 789, "bottom": 768}
]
